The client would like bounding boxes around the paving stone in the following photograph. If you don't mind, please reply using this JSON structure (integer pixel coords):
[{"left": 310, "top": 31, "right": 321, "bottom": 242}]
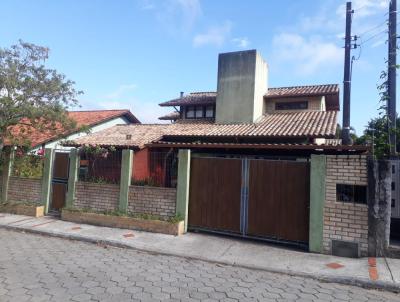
[{"left": 0, "top": 229, "right": 398, "bottom": 302}]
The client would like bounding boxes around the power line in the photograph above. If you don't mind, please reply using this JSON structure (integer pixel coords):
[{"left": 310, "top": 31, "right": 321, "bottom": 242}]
[
  {"left": 359, "top": 28, "right": 388, "bottom": 45},
  {"left": 358, "top": 19, "right": 388, "bottom": 38}
]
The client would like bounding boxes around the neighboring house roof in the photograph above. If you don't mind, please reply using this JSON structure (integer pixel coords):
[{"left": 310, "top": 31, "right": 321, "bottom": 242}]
[
  {"left": 158, "top": 112, "right": 180, "bottom": 121},
  {"left": 70, "top": 111, "right": 337, "bottom": 149},
  {"left": 159, "top": 84, "right": 340, "bottom": 111},
  {"left": 7, "top": 109, "right": 140, "bottom": 148}
]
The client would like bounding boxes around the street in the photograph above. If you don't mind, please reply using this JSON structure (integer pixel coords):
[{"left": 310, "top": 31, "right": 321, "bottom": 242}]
[{"left": 0, "top": 229, "right": 398, "bottom": 302}]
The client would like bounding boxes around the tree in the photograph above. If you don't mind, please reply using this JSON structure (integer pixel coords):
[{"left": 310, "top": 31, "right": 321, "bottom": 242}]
[
  {"left": 356, "top": 116, "right": 400, "bottom": 158},
  {"left": 0, "top": 40, "right": 82, "bottom": 153}
]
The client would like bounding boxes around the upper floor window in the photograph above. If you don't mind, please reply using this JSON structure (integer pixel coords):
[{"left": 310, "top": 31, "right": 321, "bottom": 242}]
[
  {"left": 275, "top": 101, "right": 308, "bottom": 111},
  {"left": 205, "top": 105, "right": 215, "bottom": 118},
  {"left": 185, "top": 105, "right": 215, "bottom": 119},
  {"left": 186, "top": 106, "right": 195, "bottom": 118}
]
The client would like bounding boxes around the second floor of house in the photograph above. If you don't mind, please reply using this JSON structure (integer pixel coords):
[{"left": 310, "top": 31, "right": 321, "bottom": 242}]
[{"left": 159, "top": 84, "right": 339, "bottom": 123}]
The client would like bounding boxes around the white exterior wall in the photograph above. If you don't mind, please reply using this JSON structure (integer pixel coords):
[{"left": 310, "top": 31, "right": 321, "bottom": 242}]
[{"left": 31, "top": 116, "right": 131, "bottom": 152}]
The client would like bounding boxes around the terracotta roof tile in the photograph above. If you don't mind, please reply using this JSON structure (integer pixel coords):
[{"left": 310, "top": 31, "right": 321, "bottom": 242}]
[
  {"left": 71, "top": 111, "right": 337, "bottom": 149},
  {"left": 7, "top": 109, "right": 139, "bottom": 147}
]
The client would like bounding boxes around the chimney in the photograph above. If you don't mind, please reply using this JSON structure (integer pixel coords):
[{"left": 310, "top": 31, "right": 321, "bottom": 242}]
[
  {"left": 215, "top": 50, "right": 268, "bottom": 124},
  {"left": 180, "top": 91, "right": 184, "bottom": 98}
]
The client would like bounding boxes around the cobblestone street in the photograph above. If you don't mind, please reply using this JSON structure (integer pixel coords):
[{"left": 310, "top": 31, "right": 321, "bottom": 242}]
[{"left": 0, "top": 229, "right": 398, "bottom": 302}]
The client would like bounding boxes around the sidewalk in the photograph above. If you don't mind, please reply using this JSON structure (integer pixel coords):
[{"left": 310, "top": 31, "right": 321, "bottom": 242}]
[{"left": 0, "top": 213, "right": 399, "bottom": 293}]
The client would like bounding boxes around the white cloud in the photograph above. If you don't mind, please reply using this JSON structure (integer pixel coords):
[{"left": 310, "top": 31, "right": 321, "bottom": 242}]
[
  {"left": 193, "top": 21, "right": 232, "bottom": 47},
  {"left": 105, "top": 84, "right": 137, "bottom": 99},
  {"left": 231, "top": 37, "right": 250, "bottom": 49},
  {"left": 153, "top": 0, "right": 202, "bottom": 35},
  {"left": 272, "top": 33, "right": 343, "bottom": 75}
]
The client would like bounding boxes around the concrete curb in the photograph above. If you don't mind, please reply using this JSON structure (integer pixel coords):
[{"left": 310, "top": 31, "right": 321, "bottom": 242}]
[{"left": 2, "top": 224, "right": 400, "bottom": 294}]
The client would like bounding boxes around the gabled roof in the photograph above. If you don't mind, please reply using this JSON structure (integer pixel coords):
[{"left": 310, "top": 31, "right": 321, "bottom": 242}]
[
  {"left": 7, "top": 109, "right": 140, "bottom": 148},
  {"left": 70, "top": 111, "right": 338, "bottom": 149},
  {"left": 265, "top": 84, "right": 339, "bottom": 98},
  {"left": 158, "top": 84, "right": 340, "bottom": 111}
]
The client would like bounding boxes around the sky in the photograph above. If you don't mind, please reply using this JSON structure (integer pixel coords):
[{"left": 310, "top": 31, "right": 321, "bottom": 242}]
[{"left": 0, "top": 0, "right": 397, "bottom": 134}]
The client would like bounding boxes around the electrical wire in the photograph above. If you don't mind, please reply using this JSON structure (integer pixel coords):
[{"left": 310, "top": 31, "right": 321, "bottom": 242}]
[
  {"left": 357, "top": 19, "right": 388, "bottom": 38},
  {"left": 359, "top": 28, "right": 388, "bottom": 45}
]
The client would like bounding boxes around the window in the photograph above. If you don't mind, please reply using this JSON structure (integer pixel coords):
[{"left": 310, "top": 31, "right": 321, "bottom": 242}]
[
  {"left": 205, "top": 105, "right": 214, "bottom": 118},
  {"left": 275, "top": 101, "right": 308, "bottom": 110},
  {"left": 336, "top": 184, "right": 367, "bottom": 204},
  {"left": 195, "top": 106, "right": 204, "bottom": 118},
  {"left": 186, "top": 106, "right": 195, "bottom": 118}
]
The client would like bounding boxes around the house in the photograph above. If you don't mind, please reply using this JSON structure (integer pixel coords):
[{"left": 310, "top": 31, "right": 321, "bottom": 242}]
[
  {"left": 8, "top": 109, "right": 140, "bottom": 152},
  {"left": 69, "top": 50, "right": 370, "bottom": 256}
]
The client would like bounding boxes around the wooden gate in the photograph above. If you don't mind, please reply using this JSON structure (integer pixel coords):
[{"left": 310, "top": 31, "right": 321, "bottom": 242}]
[
  {"left": 188, "top": 157, "right": 242, "bottom": 233},
  {"left": 247, "top": 160, "right": 310, "bottom": 243},
  {"left": 188, "top": 156, "right": 310, "bottom": 246},
  {"left": 50, "top": 152, "right": 69, "bottom": 211}
]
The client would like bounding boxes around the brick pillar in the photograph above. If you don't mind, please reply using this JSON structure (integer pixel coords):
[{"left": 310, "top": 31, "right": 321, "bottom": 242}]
[
  {"left": 1, "top": 147, "right": 14, "bottom": 203},
  {"left": 309, "top": 154, "right": 326, "bottom": 253},
  {"left": 41, "top": 148, "right": 54, "bottom": 214},
  {"left": 176, "top": 149, "right": 191, "bottom": 233},
  {"left": 66, "top": 148, "right": 79, "bottom": 208},
  {"left": 118, "top": 149, "right": 133, "bottom": 213}
]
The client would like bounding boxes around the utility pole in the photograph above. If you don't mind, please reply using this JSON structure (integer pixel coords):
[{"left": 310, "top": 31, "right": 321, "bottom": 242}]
[
  {"left": 388, "top": 0, "right": 397, "bottom": 155},
  {"left": 342, "top": 2, "right": 354, "bottom": 145}
]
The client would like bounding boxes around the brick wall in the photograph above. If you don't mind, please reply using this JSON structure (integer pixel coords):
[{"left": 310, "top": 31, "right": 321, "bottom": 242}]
[
  {"left": 128, "top": 186, "right": 176, "bottom": 219},
  {"left": 7, "top": 176, "right": 42, "bottom": 204},
  {"left": 74, "top": 182, "right": 119, "bottom": 212},
  {"left": 323, "top": 155, "right": 369, "bottom": 256}
]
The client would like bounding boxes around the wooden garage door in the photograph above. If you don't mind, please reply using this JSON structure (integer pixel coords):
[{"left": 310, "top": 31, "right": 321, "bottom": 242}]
[
  {"left": 188, "top": 157, "right": 242, "bottom": 233},
  {"left": 247, "top": 160, "right": 310, "bottom": 243}
]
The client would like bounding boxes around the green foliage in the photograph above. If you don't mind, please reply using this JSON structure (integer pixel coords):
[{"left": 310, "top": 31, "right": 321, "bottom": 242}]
[
  {"left": 79, "top": 145, "right": 116, "bottom": 158},
  {"left": 356, "top": 58, "right": 400, "bottom": 159},
  {"left": 82, "top": 176, "right": 118, "bottom": 185},
  {"left": 63, "top": 206, "right": 183, "bottom": 224},
  {"left": 0, "top": 40, "right": 82, "bottom": 149},
  {"left": 131, "top": 177, "right": 159, "bottom": 187},
  {"left": 12, "top": 152, "right": 43, "bottom": 178},
  {"left": 356, "top": 116, "right": 400, "bottom": 158}
]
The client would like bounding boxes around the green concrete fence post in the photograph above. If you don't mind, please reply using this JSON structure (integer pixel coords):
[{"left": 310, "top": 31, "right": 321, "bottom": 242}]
[
  {"left": 1, "top": 147, "right": 15, "bottom": 203},
  {"left": 176, "top": 149, "right": 191, "bottom": 233},
  {"left": 118, "top": 149, "right": 133, "bottom": 213},
  {"left": 66, "top": 148, "right": 79, "bottom": 208},
  {"left": 309, "top": 154, "right": 326, "bottom": 253},
  {"left": 41, "top": 148, "right": 54, "bottom": 214}
]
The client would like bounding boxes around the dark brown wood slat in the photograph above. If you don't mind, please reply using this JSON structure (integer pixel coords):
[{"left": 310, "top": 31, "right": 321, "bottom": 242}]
[
  {"left": 51, "top": 183, "right": 67, "bottom": 210},
  {"left": 188, "top": 157, "right": 241, "bottom": 233},
  {"left": 247, "top": 160, "right": 310, "bottom": 243},
  {"left": 53, "top": 153, "right": 69, "bottom": 180}
]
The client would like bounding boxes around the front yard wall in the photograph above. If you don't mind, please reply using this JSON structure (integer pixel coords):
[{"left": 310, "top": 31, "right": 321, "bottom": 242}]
[
  {"left": 74, "top": 182, "right": 119, "bottom": 212},
  {"left": 323, "top": 155, "right": 368, "bottom": 256},
  {"left": 128, "top": 186, "right": 176, "bottom": 219},
  {"left": 7, "top": 177, "right": 42, "bottom": 204}
]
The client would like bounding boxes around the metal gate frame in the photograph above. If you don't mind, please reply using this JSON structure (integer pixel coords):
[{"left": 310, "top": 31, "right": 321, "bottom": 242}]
[{"left": 189, "top": 155, "right": 310, "bottom": 249}]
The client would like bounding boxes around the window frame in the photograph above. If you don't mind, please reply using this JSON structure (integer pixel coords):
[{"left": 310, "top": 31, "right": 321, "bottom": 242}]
[
  {"left": 336, "top": 183, "right": 367, "bottom": 204},
  {"left": 275, "top": 101, "right": 308, "bottom": 111}
]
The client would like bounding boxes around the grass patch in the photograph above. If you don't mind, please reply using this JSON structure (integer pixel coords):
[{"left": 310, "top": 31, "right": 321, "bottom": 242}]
[{"left": 63, "top": 206, "right": 183, "bottom": 224}]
